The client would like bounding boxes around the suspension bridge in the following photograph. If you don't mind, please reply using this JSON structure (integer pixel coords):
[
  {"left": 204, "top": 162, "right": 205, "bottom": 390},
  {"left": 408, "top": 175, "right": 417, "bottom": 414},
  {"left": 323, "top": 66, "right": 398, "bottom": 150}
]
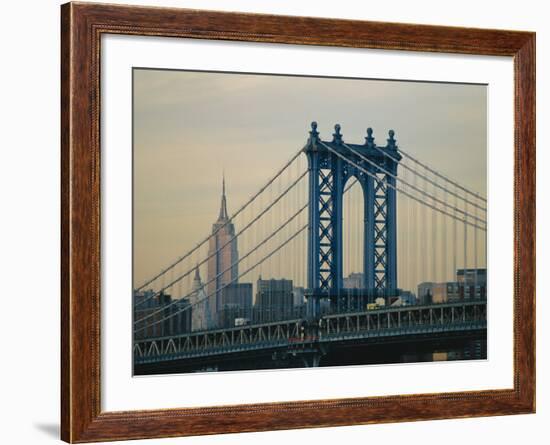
[{"left": 133, "top": 122, "right": 487, "bottom": 374}]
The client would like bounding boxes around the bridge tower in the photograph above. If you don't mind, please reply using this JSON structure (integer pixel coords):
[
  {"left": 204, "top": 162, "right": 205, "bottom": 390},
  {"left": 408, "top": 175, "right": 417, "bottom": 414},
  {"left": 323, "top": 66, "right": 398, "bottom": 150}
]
[{"left": 304, "top": 122, "right": 401, "bottom": 315}]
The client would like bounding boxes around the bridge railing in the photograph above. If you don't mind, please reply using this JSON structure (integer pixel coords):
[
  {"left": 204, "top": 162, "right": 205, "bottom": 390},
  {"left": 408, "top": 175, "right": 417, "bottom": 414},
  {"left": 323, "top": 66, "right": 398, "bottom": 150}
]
[
  {"left": 134, "top": 300, "right": 487, "bottom": 362},
  {"left": 319, "top": 300, "right": 486, "bottom": 339}
]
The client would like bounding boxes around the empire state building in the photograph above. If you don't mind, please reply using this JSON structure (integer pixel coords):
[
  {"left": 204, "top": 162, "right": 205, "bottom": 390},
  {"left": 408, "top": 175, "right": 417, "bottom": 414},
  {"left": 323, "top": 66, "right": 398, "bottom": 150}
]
[{"left": 207, "top": 177, "right": 239, "bottom": 319}]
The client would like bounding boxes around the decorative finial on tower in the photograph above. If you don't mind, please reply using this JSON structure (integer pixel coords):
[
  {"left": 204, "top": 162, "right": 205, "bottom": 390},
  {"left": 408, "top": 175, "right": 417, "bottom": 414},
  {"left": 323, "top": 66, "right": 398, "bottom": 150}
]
[
  {"left": 332, "top": 124, "right": 343, "bottom": 144},
  {"left": 387, "top": 129, "right": 397, "bottom": 149},
  {"left": 365, "top": 127, "right": 375, "bottom": 148},
  {"left": 218, "top": 174, "right": 228, "bottom": 221},
  {"left": 308, "top": 121, "right": 320, "bottom": 144}
]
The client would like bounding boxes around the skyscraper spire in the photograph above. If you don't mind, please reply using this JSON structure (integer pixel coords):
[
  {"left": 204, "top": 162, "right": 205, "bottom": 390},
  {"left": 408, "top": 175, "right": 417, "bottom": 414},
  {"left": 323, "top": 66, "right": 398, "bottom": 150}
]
[
  {"left": 192, "top": 264, "right": 202, "bottom": 290},
  {"left": 218, "top": 173, "right": 228, "bottom": 221}
]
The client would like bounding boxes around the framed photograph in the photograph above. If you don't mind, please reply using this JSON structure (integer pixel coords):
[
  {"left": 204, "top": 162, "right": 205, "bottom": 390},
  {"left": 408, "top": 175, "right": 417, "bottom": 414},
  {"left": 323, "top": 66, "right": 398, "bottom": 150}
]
[{"left": 61, "top": 2, "right": 535, "bottom": 442}]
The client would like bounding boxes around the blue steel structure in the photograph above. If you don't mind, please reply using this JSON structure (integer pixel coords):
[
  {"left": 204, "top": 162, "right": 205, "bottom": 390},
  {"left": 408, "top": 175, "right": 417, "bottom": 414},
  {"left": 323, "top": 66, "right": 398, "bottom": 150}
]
[{"left": 304, "top": 122, "right": 401, "bottom": 315}]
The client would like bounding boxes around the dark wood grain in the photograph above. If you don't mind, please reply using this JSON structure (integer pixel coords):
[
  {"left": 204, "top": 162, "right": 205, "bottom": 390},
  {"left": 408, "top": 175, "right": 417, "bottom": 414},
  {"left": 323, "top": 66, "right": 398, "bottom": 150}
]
[{"left": 60, "top": 2, "right": 536, "bottom": 442}]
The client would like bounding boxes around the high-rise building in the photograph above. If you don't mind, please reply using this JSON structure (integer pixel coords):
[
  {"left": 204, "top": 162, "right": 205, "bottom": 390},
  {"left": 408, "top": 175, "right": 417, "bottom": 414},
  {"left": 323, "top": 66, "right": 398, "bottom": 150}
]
[
  {"left": 218, "top": 282, "right": 253, "bottom": 327},
  {"left": 417, "top": 282, "right": 459, "bottom": 304},
  {"left": 457, "top": 268, "right": 487, "bottom": 299},
  {"left": 220, "top": 283, "right": 253, "bottom": 309},
  {"left": 255, "top": 278, "right": 294, "bottom": 322},
  {"left": 190, "top": 266, "right": 213, "bottom": 331},
  {"left": 133, "top": 290, "right": 192, "bottom": 340},
  {"left": 207, "top": 176, "right": 239, "bottom": 320}
]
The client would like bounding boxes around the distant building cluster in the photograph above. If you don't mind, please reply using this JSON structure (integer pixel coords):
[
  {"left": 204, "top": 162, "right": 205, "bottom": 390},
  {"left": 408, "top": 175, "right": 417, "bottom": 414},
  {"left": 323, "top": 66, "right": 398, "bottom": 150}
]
[
  {"left": 417, "top": 268, "right": 487, "bottom": 305},
  {"left": 133, "top": 290, "right": 192, "bottom": 340},
  {"left": 191, "top": 178, "right": 305, "bottom": 330},
  {"left": 343, "top": 272, "right": 364, "bottom": 289}
]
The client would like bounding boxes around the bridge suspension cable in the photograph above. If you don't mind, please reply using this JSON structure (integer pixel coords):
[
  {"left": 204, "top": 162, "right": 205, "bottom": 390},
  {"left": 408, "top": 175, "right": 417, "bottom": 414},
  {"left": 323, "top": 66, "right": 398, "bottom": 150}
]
[
  {"left": 318, "top": 141, "right": 486, "bottom": 231},
  {"left": 135, "top": 146, "right": 304, "bottom": 293},
  {"left": 397, "top": 146, "right": 487, "bottom": 203},
  {"left": 369, "top": 143, "right": 486, "bottom": 212},
  {"left": 135, "top": 169, "right": 308, "bottom": 308},
  {"left": 340, "top": 142, "right": 486, "bottom": 225}
]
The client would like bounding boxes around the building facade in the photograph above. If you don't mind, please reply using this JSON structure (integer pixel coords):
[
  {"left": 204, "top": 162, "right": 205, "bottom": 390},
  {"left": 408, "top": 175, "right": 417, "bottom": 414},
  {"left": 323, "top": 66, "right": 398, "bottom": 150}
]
[
  {"left": 134, "top": 290, "right": 192, "bottom": 340},
  {"left": 218, "top": 282, "right": 253, "bottom": 327},
  {"left": 417, "top": 282, "right": 459, "bottom": 304},
  {"left": 255, "top": 278, "right": 294, "bottom": 323},
  {"left": 417, "top": 269, "right": 487, "bottom": 305},
  {"left": 457, "top": 268, "right": 487, "bottom": 299},
  {"left": 206, "top": 177, "right": 239, "bottom": 321},
  {"left": 343, "top": 272, "right": 365, "bottom": 289},
  {"left": 190, "top": 266, "right": 213, "bottom": 331}
]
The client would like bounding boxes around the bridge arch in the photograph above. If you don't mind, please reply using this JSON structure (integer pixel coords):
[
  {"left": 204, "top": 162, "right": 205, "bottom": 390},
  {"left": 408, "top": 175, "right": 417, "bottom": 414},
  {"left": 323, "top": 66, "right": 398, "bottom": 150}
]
[{"left": 304, "top": 122, "right": 400, "bottom": 314}]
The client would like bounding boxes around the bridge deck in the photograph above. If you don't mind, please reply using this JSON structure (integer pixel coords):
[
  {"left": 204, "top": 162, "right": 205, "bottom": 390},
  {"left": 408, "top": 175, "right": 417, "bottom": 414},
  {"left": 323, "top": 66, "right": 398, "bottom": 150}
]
[{"left": 134, "top": 300, "right": 487, "bottom": 365}]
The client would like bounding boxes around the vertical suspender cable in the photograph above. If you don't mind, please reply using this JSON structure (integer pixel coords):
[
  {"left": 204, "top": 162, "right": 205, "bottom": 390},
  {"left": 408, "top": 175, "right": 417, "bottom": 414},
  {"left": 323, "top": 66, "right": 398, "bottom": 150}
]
[
  {"left": 474, "top": 192, "right": 478, "bottom": 297},
  {"left": 403, "top": 169, "right": 409, "bottom": 294},
  {"left": 346, "top": 179, "right": 350, "bottom": 278},
  {"left": 422, "top": 166, "right": 428, "bottom": 289},
  {"left": 299, "top": 155, "right": 303, "bottom": 289},
  {"left": 401, "top": 171, "right": 412, "bottom": 290},
  {"left": 432, "top": 177, "right": 437, "bottom": 282},
  {"left": 442, "top": 176, "right": 447, "bottom": 282},
  {"left": 293, "top": 156, "right": 297, "bottom": 287},
  {"left": 354, "top": 179, "right": 359, "bottom": 276},
  {"left": 415, "top": 171, "right": 421, "bottom": 299},
  {"left": 453, "top": 185, "right": 458, "bottom": 283},
  {"left": 464, "top": 188, "right": 468, "bottom": 298},
  {"left": 278, "top": 173, "right": 282, "bottom": 279}
]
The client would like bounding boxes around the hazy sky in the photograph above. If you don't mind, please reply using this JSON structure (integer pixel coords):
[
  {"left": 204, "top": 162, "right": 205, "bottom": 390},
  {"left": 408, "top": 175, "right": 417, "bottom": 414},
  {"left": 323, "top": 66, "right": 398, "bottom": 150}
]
[{"left": 133, "top": 69, "right": 487, "bottom": 292}]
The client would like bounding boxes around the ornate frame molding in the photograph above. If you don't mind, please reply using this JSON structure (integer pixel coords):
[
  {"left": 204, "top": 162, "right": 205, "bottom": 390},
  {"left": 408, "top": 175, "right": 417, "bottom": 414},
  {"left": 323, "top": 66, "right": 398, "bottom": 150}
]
[{"left": 61, "top": 2, "right": 535, "bottom": 442}]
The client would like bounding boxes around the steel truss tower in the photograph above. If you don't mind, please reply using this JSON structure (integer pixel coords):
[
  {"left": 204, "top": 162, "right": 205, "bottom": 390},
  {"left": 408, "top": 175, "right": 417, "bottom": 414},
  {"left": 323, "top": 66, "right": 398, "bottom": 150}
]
[{"left": 304, "top": 122, "right": 401, "bottom": 315}]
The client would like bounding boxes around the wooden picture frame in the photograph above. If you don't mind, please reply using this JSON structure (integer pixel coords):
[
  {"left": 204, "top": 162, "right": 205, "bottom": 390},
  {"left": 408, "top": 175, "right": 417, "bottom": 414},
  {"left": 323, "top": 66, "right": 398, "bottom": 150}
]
[{"left": 61, "top": 2, "right": 535, "bottom": 442}]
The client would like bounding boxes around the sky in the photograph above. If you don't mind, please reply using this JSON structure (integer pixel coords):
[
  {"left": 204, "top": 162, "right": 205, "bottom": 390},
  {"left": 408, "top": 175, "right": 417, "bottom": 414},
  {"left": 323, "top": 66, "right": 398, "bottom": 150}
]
[{"left": 133, "top": 68, "right": 487, "bottom": 294}]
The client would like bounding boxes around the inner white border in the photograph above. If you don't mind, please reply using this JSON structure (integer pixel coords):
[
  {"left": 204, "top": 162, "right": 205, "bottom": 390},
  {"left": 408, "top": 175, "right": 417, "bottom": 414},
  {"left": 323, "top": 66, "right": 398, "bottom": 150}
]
[{"left": 101, "top": 34, "right": 514, "bottom": 411}]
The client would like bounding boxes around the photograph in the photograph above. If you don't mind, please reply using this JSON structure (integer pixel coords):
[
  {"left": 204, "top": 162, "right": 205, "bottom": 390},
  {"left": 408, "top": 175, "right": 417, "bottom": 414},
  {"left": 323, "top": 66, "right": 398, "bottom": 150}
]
[{"left": 132, "top": 69, "right": 488, "bottom": 375}]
